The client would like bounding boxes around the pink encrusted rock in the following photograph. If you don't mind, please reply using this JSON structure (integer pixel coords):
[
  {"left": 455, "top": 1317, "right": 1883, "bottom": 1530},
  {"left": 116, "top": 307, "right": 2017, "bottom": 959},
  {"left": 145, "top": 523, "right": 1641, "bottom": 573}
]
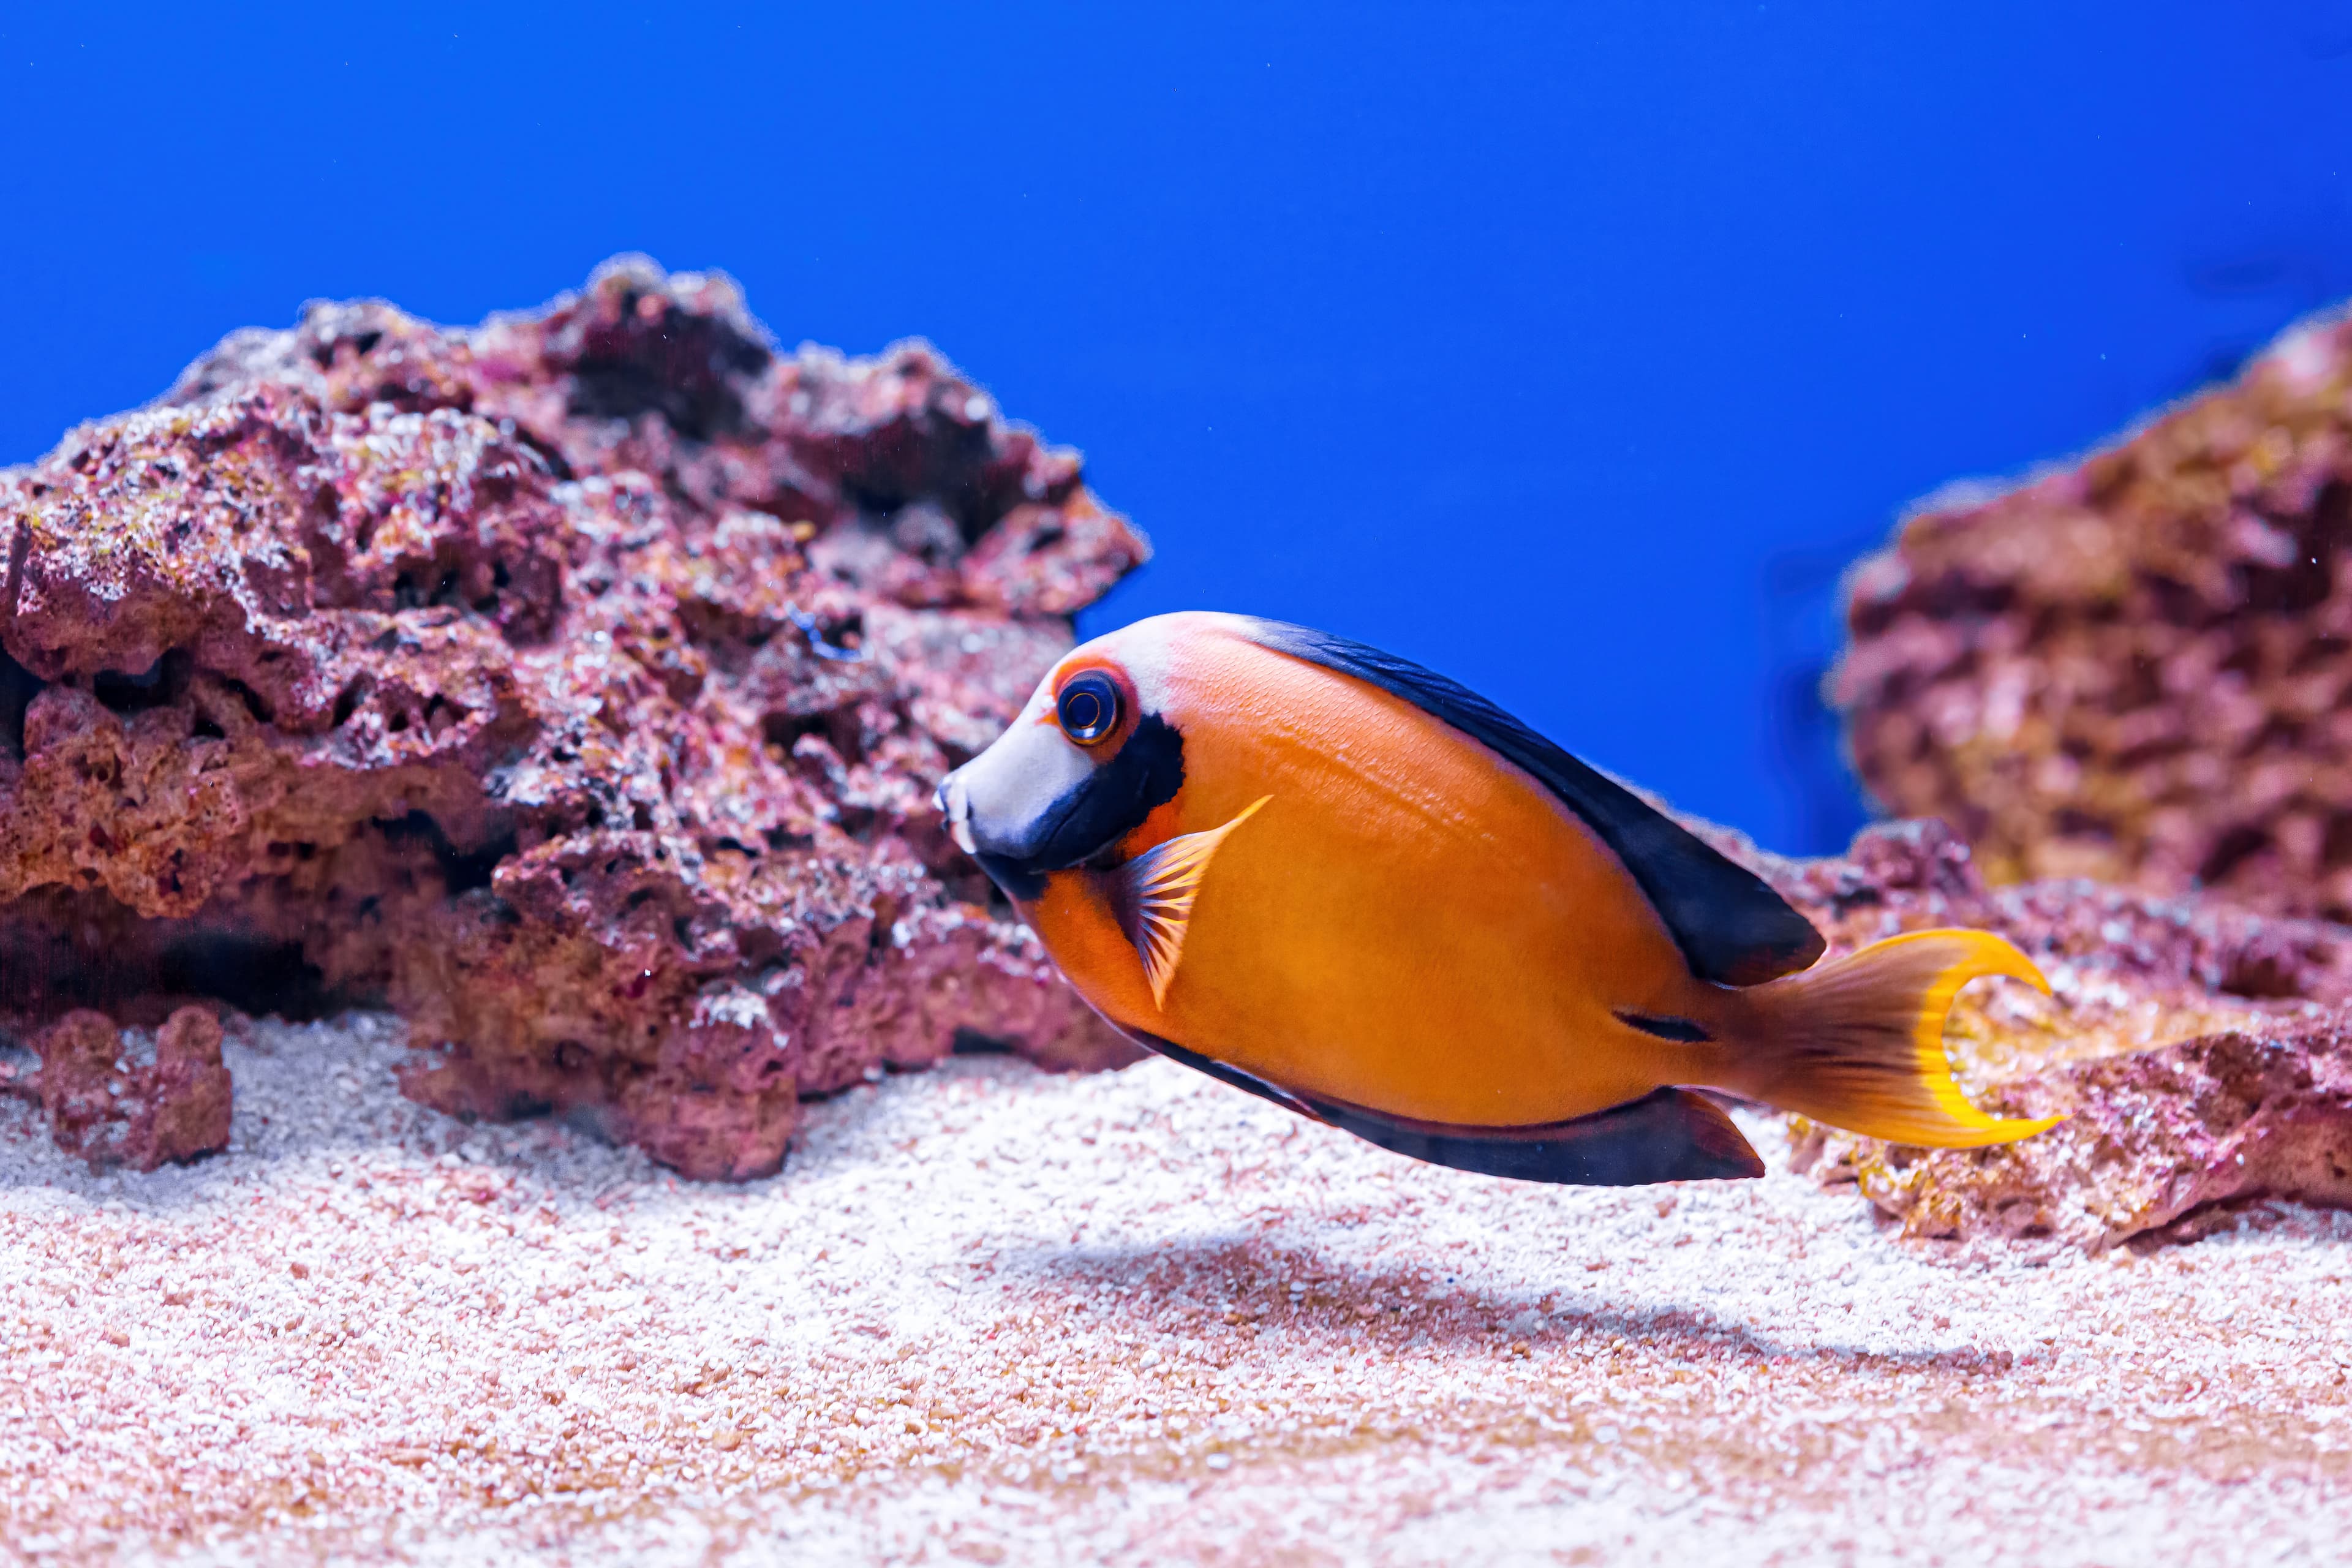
[
  {"left": 1711, "top": 816, "right": 2352, "bottom": 1248},
  {"left": 1837, "top": 307, "right": 2352, "bottom": 921},
  {"left": 0, "top": 257, "right": 1147, "bottom": 1181},
  {"left": 34, "top": 1006, "right": 232, "bottom": 1172},
  {"left": 1790, "top": 1027, "right": 2352, "bottom": 1251}
]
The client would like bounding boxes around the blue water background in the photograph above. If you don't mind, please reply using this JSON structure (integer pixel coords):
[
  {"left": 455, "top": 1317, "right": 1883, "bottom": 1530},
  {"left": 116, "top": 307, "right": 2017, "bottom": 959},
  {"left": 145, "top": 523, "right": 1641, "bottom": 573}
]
[{"left": 6, "top": 4, "right": 2351, "bottom": 854}]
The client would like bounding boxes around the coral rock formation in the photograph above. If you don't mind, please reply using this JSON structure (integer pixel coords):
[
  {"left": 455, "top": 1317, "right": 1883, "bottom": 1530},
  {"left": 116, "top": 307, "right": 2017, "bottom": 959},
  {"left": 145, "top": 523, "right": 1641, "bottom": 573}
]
[
  {"left": 31, "top": 1006, "right": 232, "bottom": 1172},
  {"left": 1838, "top": 309, "right": 2352, "bottom": 920},
  {"left": 0, "top": 257, "right": 1145, "bottom": 1179},
  {"left": 1727, "top": 816, "right": 2352, "bottom": 1248}
]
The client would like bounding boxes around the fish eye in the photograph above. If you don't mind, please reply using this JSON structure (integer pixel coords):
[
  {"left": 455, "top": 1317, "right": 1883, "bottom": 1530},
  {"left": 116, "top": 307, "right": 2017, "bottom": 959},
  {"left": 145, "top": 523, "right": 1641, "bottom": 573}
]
[{"left": 1055, "top": 671, "right": 1121, "bottom": 744}]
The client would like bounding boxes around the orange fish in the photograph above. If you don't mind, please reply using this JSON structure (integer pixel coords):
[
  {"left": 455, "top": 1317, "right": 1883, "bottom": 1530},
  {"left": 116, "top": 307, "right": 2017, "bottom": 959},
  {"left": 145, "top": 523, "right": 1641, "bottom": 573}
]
[{"left": 937, "top": 612, "right": 2057, "bottom": 1185}]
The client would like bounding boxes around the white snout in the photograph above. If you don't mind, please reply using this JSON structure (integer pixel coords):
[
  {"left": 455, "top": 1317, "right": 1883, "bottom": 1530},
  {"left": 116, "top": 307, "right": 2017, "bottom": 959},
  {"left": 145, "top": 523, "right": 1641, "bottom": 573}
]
[
  {"left": 937, "top": 774, "right": 979, "bottom": 854},
  {"left": 938, "top": 703, "right": 1093, "bottom": 858}
]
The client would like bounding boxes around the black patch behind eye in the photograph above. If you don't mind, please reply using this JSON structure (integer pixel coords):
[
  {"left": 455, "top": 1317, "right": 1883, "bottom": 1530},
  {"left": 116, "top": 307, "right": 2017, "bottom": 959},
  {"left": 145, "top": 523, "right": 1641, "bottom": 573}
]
[
  {"left": 971, "top": 713, "right": 1186, "bottom": 904},
  {"left": 1026, "top": 711, "right": 1185, "bottom": 867}
]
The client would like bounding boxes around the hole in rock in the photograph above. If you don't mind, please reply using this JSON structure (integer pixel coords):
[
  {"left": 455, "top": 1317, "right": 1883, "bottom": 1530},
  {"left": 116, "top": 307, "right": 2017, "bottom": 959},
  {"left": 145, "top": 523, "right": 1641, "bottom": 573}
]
[
  {"left": 2219, "top": 949, "right": 2311, "bottom": 1001},
  {"left": 951, "top": 1027, "right": 1016, "bottom": 1056},
  {"left": 763, "top": 706, "right": 865, "bottom": 765},
  {"left": 0, "top": 892, "right": 363, "bottom": 1023},
  {"left": 157, "top": 933, "right": 338, "bottom": 1020},
  {"left": 217, "top": 676, "right": 273, "bottom": 725},
  {"left": 374, "top": 811, "right": 518, "bottom": 895},
  {"left": 2196, "top": 825, "right": 2272, "bottom": 887},
  {"left": 331, "top": 679, "right": 367, "bottom": 729},
  {"left": 2050, "top": 808, "right": 2112, "bottom": 840},
  {"left": 0, "top": 651, "right": 43, "bottom": 758},
  {"left": 564, "top": 295, "right": 769, "bottom": 443},
  {"left": 93, "top": 650, "right": 190, "bottom": 715}
]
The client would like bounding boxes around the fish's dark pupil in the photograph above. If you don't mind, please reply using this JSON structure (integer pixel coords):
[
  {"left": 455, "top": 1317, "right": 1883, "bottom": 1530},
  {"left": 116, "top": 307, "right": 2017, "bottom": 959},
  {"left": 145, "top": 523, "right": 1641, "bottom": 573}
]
[{"left": 1057, "top": 674, "right": 1120, "bottom": 743}]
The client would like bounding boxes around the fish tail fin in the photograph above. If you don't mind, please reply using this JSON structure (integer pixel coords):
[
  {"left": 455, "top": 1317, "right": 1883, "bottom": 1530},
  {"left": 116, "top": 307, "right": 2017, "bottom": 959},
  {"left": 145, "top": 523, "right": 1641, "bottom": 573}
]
[{"left": 1724, "top": 929, "right": 2061, "bottom": 1148}]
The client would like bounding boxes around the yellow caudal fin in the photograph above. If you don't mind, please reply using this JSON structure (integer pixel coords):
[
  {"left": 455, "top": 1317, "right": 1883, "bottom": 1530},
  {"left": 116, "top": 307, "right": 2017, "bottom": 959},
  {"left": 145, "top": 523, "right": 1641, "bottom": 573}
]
[
  {"left": 1108, "top": 796, "right": 1270, "bottom": 1006},
  {"left": 1732, "top": 929, "right": 2061, "bottom": 1148}
]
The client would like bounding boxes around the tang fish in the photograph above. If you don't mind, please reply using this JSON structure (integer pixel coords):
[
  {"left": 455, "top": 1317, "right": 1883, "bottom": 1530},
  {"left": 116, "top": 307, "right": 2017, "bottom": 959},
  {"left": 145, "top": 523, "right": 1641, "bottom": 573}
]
[{"left": 935, "top": 612, "right": 2057, "bottom": 1186}]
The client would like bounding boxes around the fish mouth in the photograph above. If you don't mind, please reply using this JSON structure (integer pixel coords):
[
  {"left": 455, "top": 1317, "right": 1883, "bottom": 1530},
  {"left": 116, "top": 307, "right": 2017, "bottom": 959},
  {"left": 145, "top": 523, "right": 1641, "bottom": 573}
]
[
  {"left": 935, "top": 767, "right": 1125, "bottom": 892},
  {"left": 935, "top": 709, "right": 1185, "bottom": 883},
  {"left": 935, "top": 776, "right": 979, "bottom": 856}
]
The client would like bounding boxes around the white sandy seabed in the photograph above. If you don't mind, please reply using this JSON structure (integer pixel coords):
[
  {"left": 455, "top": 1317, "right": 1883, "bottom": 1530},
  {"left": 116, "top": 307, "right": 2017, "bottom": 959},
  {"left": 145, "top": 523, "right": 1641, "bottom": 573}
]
[{"left": 2, "top": 1012, "right": 2351, "bottom": 1566}]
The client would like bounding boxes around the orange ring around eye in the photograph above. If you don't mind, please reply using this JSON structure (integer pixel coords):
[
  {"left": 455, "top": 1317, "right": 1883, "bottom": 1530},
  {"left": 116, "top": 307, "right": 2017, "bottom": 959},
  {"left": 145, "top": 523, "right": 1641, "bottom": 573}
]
[{"left": 1056, "top": 671, "right": 1121, "bottom": 744}]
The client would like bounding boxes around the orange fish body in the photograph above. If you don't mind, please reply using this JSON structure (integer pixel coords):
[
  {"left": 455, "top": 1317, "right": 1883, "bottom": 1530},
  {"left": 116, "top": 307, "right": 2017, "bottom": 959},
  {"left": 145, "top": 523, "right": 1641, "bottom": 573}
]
[
  {"left": 939, "top": 612, "right": 2056, "bottom": 1186},
  {"left": 1026, "top": 636, "right": 1703, "bottom": 1125}
]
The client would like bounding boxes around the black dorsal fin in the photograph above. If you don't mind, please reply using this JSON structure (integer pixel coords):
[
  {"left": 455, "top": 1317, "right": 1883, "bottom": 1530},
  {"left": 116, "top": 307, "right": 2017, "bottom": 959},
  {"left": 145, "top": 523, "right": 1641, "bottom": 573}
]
[{"left": 1238, "top": 618, "right": 1823, "bottom": 986}]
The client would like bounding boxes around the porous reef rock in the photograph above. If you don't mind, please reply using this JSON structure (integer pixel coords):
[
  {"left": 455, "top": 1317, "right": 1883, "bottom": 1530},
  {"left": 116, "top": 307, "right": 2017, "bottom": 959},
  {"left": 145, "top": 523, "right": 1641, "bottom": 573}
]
[
  {"left": 1838, "top": 307, "right": 2352, "bottom": 921},
  {"left": 0, "top": 256, "right": 1145, "bottom": 1180},
  {"left": 1721, "top": 816, "right": 2352, "bottom": 1250},
  {"left": 18, "top": 1006, "right": 233, "bottom": 1172}
]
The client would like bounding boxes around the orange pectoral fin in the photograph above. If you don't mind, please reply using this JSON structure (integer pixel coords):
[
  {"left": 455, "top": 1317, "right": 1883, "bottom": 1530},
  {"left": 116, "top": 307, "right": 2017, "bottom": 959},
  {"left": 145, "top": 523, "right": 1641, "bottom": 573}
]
[{"left": 1105, "top": 795, "right": 1270, "bottom": 1006}]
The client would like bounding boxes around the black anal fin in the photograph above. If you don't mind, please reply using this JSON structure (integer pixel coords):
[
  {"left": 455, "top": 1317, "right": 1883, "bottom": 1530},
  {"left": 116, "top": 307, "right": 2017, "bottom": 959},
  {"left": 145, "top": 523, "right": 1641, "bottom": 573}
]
[
  {"left": 1114, "top": 1029, "right": 1330, "bottom": 1123},
  {"left": 1305, "top": 1087, "right": 1766, "bottom": 1186},
  {"left": 1123, "top": 1028, "right": 1763, "bottom": 1187}
]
